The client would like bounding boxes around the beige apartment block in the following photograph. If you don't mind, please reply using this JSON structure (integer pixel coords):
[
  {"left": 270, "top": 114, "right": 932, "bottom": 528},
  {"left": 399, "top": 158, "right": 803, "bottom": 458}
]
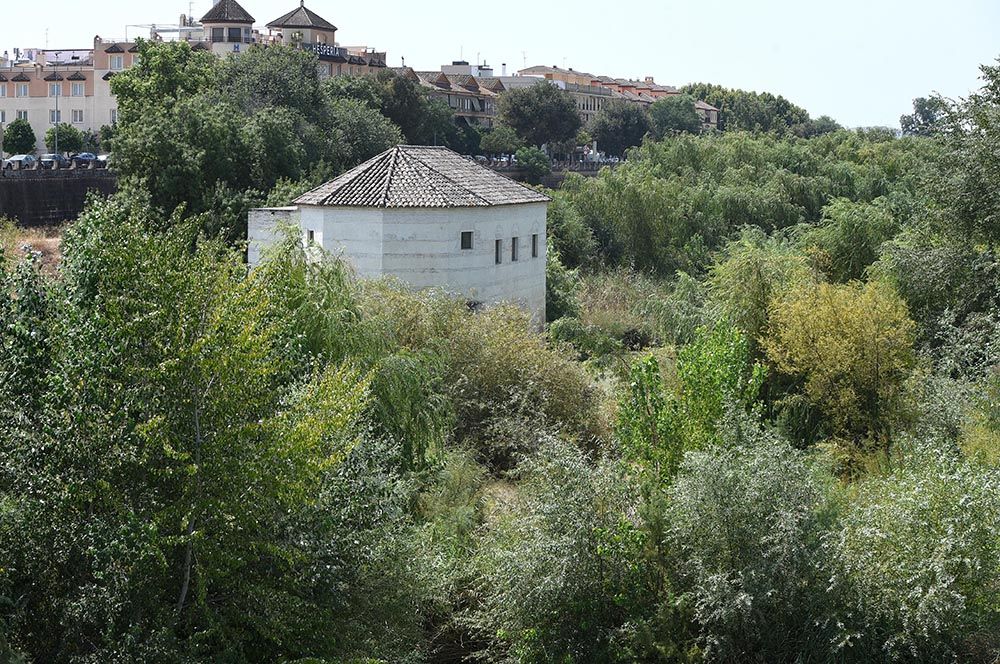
[{"left": 0, "top": 0, "right": 388, "bottom": 155}]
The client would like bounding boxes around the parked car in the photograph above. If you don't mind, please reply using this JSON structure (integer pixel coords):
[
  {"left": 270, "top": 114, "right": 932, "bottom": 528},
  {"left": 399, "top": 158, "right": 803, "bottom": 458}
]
[
  {"left": 2, "top": 155, "right": 37, "bottom": 170},
  {"left": 96, "top": 154, "right": 110, "bottom": 168},
  {"left": 40, "top": 153, "right": 71, "bottom": 169},
  {"left": 70, "top": 152, "right": 98, "bottom": 166}
]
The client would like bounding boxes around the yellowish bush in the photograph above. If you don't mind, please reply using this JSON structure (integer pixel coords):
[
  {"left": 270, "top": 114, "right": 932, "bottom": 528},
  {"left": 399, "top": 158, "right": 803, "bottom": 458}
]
[{"left": 766, "top": 281, "right": 916, "bottom": 448}]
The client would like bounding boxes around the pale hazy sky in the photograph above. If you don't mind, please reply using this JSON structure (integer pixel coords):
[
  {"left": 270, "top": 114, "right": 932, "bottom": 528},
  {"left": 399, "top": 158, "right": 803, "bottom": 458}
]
[{"left": 3, "top": 0, "right": 997, "bottom": 128}]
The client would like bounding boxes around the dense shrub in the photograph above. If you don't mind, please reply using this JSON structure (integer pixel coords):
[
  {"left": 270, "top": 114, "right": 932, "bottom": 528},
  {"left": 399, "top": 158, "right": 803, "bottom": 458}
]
[
  {"left": 831, "top": 442, "right": 1000, "bottom": 661},
  {"left": 666, "top": 426, "right": 840, "bottom": 662},
  {"left": 472, "top": 437, "right": 672, "bottom": 663}
]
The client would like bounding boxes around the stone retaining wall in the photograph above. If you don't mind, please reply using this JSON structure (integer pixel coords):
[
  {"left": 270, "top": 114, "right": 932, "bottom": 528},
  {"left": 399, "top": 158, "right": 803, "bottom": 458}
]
[{"left": 0, "top": 169, "right": 117, "bottom": 226}]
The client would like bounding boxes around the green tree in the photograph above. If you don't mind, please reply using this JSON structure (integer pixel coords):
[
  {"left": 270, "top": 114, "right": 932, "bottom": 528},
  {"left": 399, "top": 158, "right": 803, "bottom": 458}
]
[
  {"left": 790, "top": 114, "right": 842, "bottom": 138},
  {"left": 480, "top": 124, "right": 524, "bottom": 156},
  {"left": 681, "top": 82, "right": 810, "bottom": 133},
  {"left": 617, "top": 323, "right": 765, "bottom": 481},
  {"left": 2, "top": 118, "right": 36, "bottom": 155},
  {"left": 327, "top": 97, "right": 403, "bottom": 166},
  {"left": 649, "top": 94, "right": 703, "bottom": 137},
  {"left": 802, "top": 197, "right": 899, "bottom": 282},
  {"left": 514, "top": 146, "right": 551, "bottom": 184},
  {"left": 938, "top": 60, "right": 1000, "bottom": 245},
  {"left": 900, "top": 95, "right": 950, "bottom": 136},
  {"left": 589, "top": 100, "right": 650, "bottom": 157},
  {"left": 497, "top": 81, "right": 582, "bottom": 147},
  {"left": 708, "top": 226, "right": 815, "bottom": 352},
  {"left": 44, "top": 123, "right": 84, "bottom": 154},
  {"left": 110, "top": 38, "right": 217, "bottom": 126},
  {"left": 0, "top": 198, "right": 376, "bottom": 660}
]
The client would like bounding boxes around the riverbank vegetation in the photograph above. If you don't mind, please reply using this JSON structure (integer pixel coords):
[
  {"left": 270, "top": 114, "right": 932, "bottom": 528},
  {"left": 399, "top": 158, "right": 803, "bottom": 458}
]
[{"left": 1, "top": 43, "right": 999, "bottom": 663}]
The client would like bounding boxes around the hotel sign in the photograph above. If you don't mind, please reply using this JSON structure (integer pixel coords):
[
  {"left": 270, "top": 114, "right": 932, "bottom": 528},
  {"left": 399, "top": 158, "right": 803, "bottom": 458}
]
[{"left": 305, "top": 43, "right": 348, "bottom": 61}]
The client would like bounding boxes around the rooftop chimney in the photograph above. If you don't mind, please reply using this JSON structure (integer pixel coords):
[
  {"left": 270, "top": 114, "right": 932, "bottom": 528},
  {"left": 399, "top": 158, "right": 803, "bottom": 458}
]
[{"left": 502, "top": 63, "right": 507, "bottom": 76}]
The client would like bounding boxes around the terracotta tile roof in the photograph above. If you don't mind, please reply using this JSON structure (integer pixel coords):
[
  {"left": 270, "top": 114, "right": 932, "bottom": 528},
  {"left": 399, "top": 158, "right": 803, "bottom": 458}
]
[
  {"left": 267, "top": 3, "right": 337, "bottom": 31},
  {"left": 201, "top": 0, "right": 255, "bottom": 24},
  {"left": 12, "top": 73, "right": 30, "bottom": 82},
  {"left": 43, "top": 72, "right": 64, "bottom": 81},
  {"left": 296, "top": 145, "right": 550, "bottom": 209},
  {"left": 104, "top": 43, "right": 124, "bottom": 53},
  {"left": 695, "top": 100, "right": 720, "bottom": 111},
  {"left": 67, "top": 71, "right": 87, "bottom": 81}
]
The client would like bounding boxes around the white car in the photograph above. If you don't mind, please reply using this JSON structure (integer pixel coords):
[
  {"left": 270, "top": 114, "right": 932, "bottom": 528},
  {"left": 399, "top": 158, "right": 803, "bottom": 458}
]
[{"left": 2, "top": 154, "right": 37, "bottom": 170}]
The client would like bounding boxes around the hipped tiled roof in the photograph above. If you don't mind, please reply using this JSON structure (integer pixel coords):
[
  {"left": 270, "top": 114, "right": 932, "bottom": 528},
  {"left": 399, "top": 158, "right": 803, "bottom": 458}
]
[
  {"left": 296, "top": 145, "right": 550, "bottom": 209},
  {"left": 201, "top": 0, "right": 255, "bottom": 24},
  {"left": 68, "top": 71, "right": 87, "bottom": 81},
  {"left": 267, "top": 3, "right": 337, "bottom": 31},
  {"left": 12, "top": 73, "right": 30, "bottom": 82},
  {"left": 44, "top": 72, "right": 64, "bottom": 81}
]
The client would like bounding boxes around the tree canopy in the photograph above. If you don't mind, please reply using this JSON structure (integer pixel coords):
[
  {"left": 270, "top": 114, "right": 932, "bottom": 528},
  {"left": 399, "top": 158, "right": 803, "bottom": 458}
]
[
  {"left": 2, "top": 119, "right": 36, "bottom": 155},
  {"left": 44, "top": 123, "right": 84, "bottom": 154},
  {"left": 649, "top": 94, "right": 703, "bottom": 137},
  {"left": 589, "top": 100, "right": 651, "bottom": 157},
  {"left": 496, "top": 81, "right": 582, "bottom": 147},
  {"left": 682, "top": 82, "right": 811, "bottom": 132}
]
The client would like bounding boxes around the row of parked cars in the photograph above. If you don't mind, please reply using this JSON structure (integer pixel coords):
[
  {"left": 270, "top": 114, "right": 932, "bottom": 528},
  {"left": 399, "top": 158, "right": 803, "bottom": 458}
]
[{"left": 1, "top": 153, "right": 108, "bottom": 170}]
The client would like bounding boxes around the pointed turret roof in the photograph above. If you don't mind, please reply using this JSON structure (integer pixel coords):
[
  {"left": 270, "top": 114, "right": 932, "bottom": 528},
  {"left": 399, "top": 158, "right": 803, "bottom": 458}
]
[
  {"left": 201, "top": 0, "right": 255, "bottom": 24},
  {"left": 267, "top": 1, "right": 337, "bottom": 31},
  {"left": 295, "top": 145, "right": 550, "bottom": 209}
]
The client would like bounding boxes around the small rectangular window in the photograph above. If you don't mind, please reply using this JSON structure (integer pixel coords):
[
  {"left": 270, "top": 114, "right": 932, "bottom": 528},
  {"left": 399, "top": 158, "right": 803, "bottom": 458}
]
[
  {"left": 49, "top": 83, "right": 61, "bottom": 98},
  {"left": 0, "top": 111, "right": 4, "bottom": 123},
  {"left": 110, "top": 55, "right": 124, "bottom": 71},
  {"left": 532, "top": 234, "right": 539, "bottom": 258},
  {"left": 307, "top": 229, "right": 315, "bottom": 243},
  {"left": 511, "top": 236, "right": 519, "bottom": 262},
  {"left": 16, "top": 110, "right": 28, "bottom": 121},
  {"left": 49, "top": 110, "right": 61, "bottom": 124},
  {"left": 495, "top": 239, "right": 502, "bottom": 265},
  {"left": 71, "top": 82, "right": 85, "bottom": 97},
  {"left": 71, "top": 109, "right": 84, "bottom": 123},
  {"left": 0, "top": 84, "right": 6, "bottom": 98},
  {"left": 461, "top": 231, "right": 473, "bottom": 250},
  {"left": 110, "top": 108, "right": 118, "bottom": 124},
  {"left": 16, "top": 84, "right": 28, "bottom": 98},
  {"left": 212, "top": 28, "right": 225, "bottom": 43},
  {"left": 228, "top": 27, "right": 242, "bottom": 43}
]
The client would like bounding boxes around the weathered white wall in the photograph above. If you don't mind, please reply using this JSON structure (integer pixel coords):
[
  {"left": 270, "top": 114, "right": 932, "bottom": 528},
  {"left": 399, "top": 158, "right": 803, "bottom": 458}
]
[
  {"left": 378, "top": 204, "right": 547, "bottom": 324},
  {"left": 248, "top": 202, "right": 548, "bottom": 324},
  {"left": 247, "top": 207, "right": 298, "bottom": 266}
]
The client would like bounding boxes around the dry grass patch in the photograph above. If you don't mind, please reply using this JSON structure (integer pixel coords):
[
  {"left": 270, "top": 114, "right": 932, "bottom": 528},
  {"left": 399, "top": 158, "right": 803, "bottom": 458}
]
[{"left": 1, "top": 218, "right": 63, "bottom": 270}]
